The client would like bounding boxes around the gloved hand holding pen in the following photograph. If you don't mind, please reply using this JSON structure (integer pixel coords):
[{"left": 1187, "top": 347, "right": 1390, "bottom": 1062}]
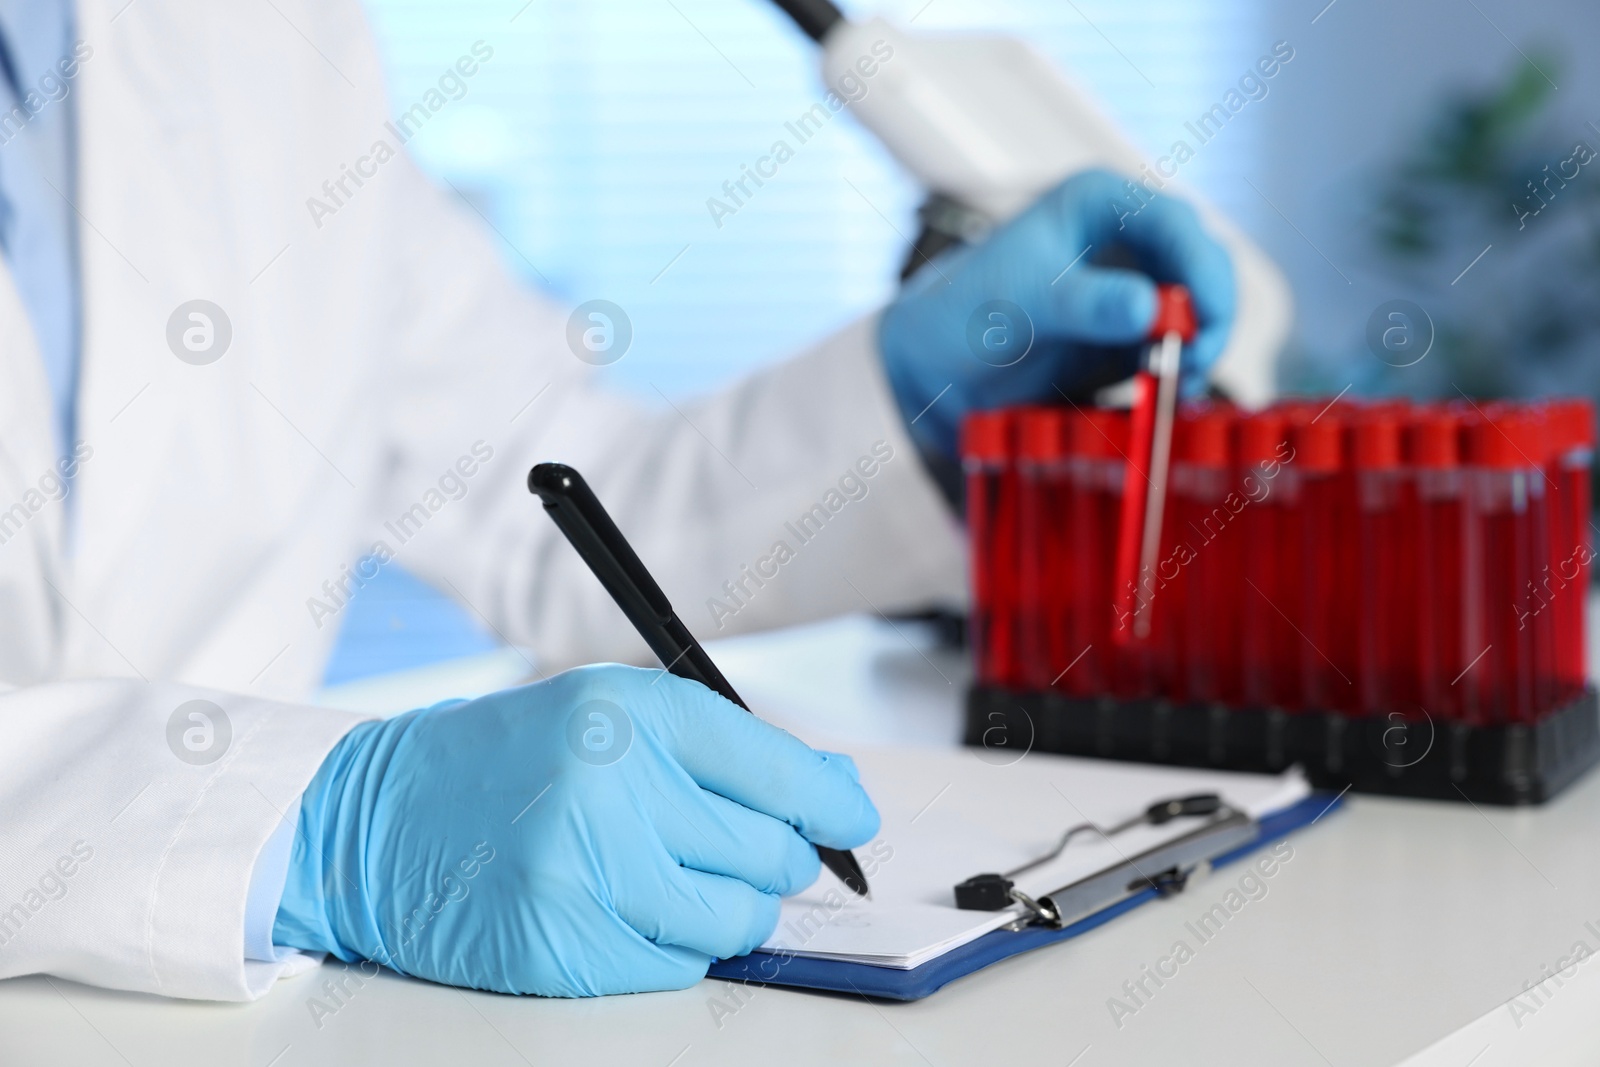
[
  {"left": 879, "top": 168, "right": 1237, "bottom": 460},
  {"left": 272, "top": 665, "right": 879, "bottom": 997}
]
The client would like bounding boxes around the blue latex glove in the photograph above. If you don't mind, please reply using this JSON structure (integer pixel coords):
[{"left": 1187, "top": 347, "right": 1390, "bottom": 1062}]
[
  {"left": 272, "top": 664, "right": 878, "bottom": 996},
  {"left": 880, "top": 169, "right": 1236, "bottom": 459}
]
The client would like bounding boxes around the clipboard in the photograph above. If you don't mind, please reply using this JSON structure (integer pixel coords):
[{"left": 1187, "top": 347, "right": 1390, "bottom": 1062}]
[{"left": 708, "top": 791, "right": 1336, "bottom": 1001}]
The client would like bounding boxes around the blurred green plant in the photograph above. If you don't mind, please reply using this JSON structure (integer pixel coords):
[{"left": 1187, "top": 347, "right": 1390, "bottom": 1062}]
[
  {"left": 1364, "top": 53, "right": 1600, "bottom": 400},
  {"left": 1373, "top": 61, "right": 1554, "bottom": 258}
]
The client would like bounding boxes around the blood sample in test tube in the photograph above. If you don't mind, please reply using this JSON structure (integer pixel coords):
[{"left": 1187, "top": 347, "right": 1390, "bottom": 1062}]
[
  {"left": 1067, "top": 408, "right": 1128, "bottom": 696},
  {"left": 1351, "top": 407, "right": 1408, "bottom": 717},
  {"left": 1172, "top": 403, "right": 1241, "bottom": 705},
  {"left": 1112, "top": 284, "right": 1197, "bottom": 649},
  {"left": 1148, "top": 406, "right": 1191, "bottom": 700},
  {"left": 1539, "top": 402, "right": 1577, "bottom": 703},
  {"left": 1292, "top": 408, "right": 1359, "bottom": 712},
  {"left": 1238, "top": 409, "right": 1302, "bottom": 710},
  {"left": 962, "top": 409, "right": 1019, "bottom": 689},
  {"left": 1568, "top": 402, "right": 1595, "bottom": 692},
  {"left": 1450, "top": 402, "right": 1489, "bottom": 724},
  {"left": 1407, "top": 406, "right": 1473, "bottom": 721},
  {"left": 1016, "top": 407, "right": 1073, "bottom": 692},
  {"left": 1523, "top": 407, "right": 1557, "bottom": 716},
  {"left": 1466, "top": 405, "right": 1538, "bottom": 724},
  {"left": 1544, "top": 400, "right": 1595, "bottom": 701}
]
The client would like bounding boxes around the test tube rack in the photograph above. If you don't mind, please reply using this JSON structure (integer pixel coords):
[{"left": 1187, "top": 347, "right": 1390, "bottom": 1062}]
[
  {"left": 960, "top": 398, "right": 1600, "bottom": 805},
  {"left": 965, "top": 686, "right": 1600, "bottom": 805}
]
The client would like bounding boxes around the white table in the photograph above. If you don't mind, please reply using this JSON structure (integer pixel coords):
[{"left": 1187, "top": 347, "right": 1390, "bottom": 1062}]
[{"left": 5, "top": 614, "right": 1600, "bottom": 1067}]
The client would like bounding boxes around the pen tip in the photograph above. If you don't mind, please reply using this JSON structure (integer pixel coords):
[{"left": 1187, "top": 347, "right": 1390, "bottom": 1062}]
[{"left": 819, "top": 846, "right": 871, "bottom": 898}]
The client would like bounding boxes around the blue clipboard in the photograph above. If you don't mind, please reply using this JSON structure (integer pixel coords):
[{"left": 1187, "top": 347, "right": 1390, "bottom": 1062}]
[{"left": 708, "top": 791, "right": 1341, "bottom": 1001}]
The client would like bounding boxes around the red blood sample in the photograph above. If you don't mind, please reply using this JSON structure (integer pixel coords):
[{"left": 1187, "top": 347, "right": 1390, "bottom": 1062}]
[
  {"left": 962, "top": 410, "right": 1019, "bottom": 688},
  {"left": 1066, "top": 410, "right": 1135, "bottom": 697},
  {"left": 1015, "top": 408, "right": 1074, "bottom": 691},
  {"left": 1171, "top": 404, "right": 1241, "bottom": 705},
  {"left": 1542, "top": 400, "right": 1595, "bottom": 701},
  {"left": 1465, "top": 406, "right": 1540, "bottom": 723},
  {"left": 1521, "top": 407, "right": 1557, "bottom": 716},
  {"left": 1238, "top": 410, "right": 1302, "bottom": 709},
  {"left": 1351, "top": 408, "right": 1409, "bottom": 717},
  {"left": 1291, "top": 410, "right": 1359, "bottom": 712},
  {"left": 1112, "top": 285, "right": 1198, "bottom": 650},
  {"left": 1148, "top": 407, "right": 1192, "bottom": 701},
  {"left": 1407, "top": 407, "right": 1474, "bottom": 721}
]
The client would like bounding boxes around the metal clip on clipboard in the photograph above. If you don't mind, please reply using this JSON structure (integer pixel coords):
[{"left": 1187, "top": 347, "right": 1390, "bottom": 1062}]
[{"left": 952, "top": 794, "right": 1258, "bottom": 932}]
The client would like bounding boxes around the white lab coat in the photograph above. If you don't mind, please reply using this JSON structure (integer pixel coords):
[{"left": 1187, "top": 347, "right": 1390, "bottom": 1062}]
[{"left": 0, "top": 0, "right": 964, "bottom": 1000}]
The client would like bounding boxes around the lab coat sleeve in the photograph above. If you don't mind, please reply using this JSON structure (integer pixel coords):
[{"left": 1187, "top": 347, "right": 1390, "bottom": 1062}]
[
  {"left": 242, "top": 799, "right": 300, "bottom": 963},
  {"left": 371, "top": 157, "right": 968, "bottom": 671},
  {"left": 0, "top": 679, "right": 366, "bottom": 1000}
]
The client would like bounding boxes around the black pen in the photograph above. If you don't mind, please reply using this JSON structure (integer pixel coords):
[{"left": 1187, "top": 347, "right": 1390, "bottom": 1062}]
[{"left": 527, "top": 462, "right": 872, "bottom": 898}]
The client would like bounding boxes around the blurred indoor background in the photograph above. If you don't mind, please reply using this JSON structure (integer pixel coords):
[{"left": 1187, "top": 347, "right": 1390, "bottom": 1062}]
[{"left": 325, "top": 0, "right": 1600, "bottom": 686}]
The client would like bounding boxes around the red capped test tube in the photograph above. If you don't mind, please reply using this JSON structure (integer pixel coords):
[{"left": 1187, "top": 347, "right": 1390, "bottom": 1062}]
[
  {"left": 1112, "top": 284, "right": 1197, "bottom": 648},
  {"left": 1016, "top": 408, "right": 1074, "bottom": 691},
  {"left": 1291, "top": 409, "right": 1359, "bottom": 712},
  {"left": 1238, "top": 410, "right": 1303, "bottom": 710},
  {"left": 1172, "top": 404, "right": 1241, "bottom": 705},
  {"left": 1351, "top": 407, "right": 1409, "bottom": 717},
  {"left": 1524, "top": 407, "right": 1558, "bottom": 716},
  {"left": 1465, "top": 406, "right": 1541, "bottom": 723},
  {"left": 962, "top": 410, "right": 1020, "bottom": 689},
  {"left": 1143, "top": 407, "right": 1190, "bottom": 701},
  {"left": 1546, "top": 400, "right": 1594, "bottom": 701},
  {"left": 1066, "top": 409, "right": 1129, "bottom": 696},
  {"left": 1407, "top": 407, "right": 1475, "bottom": 721}
]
